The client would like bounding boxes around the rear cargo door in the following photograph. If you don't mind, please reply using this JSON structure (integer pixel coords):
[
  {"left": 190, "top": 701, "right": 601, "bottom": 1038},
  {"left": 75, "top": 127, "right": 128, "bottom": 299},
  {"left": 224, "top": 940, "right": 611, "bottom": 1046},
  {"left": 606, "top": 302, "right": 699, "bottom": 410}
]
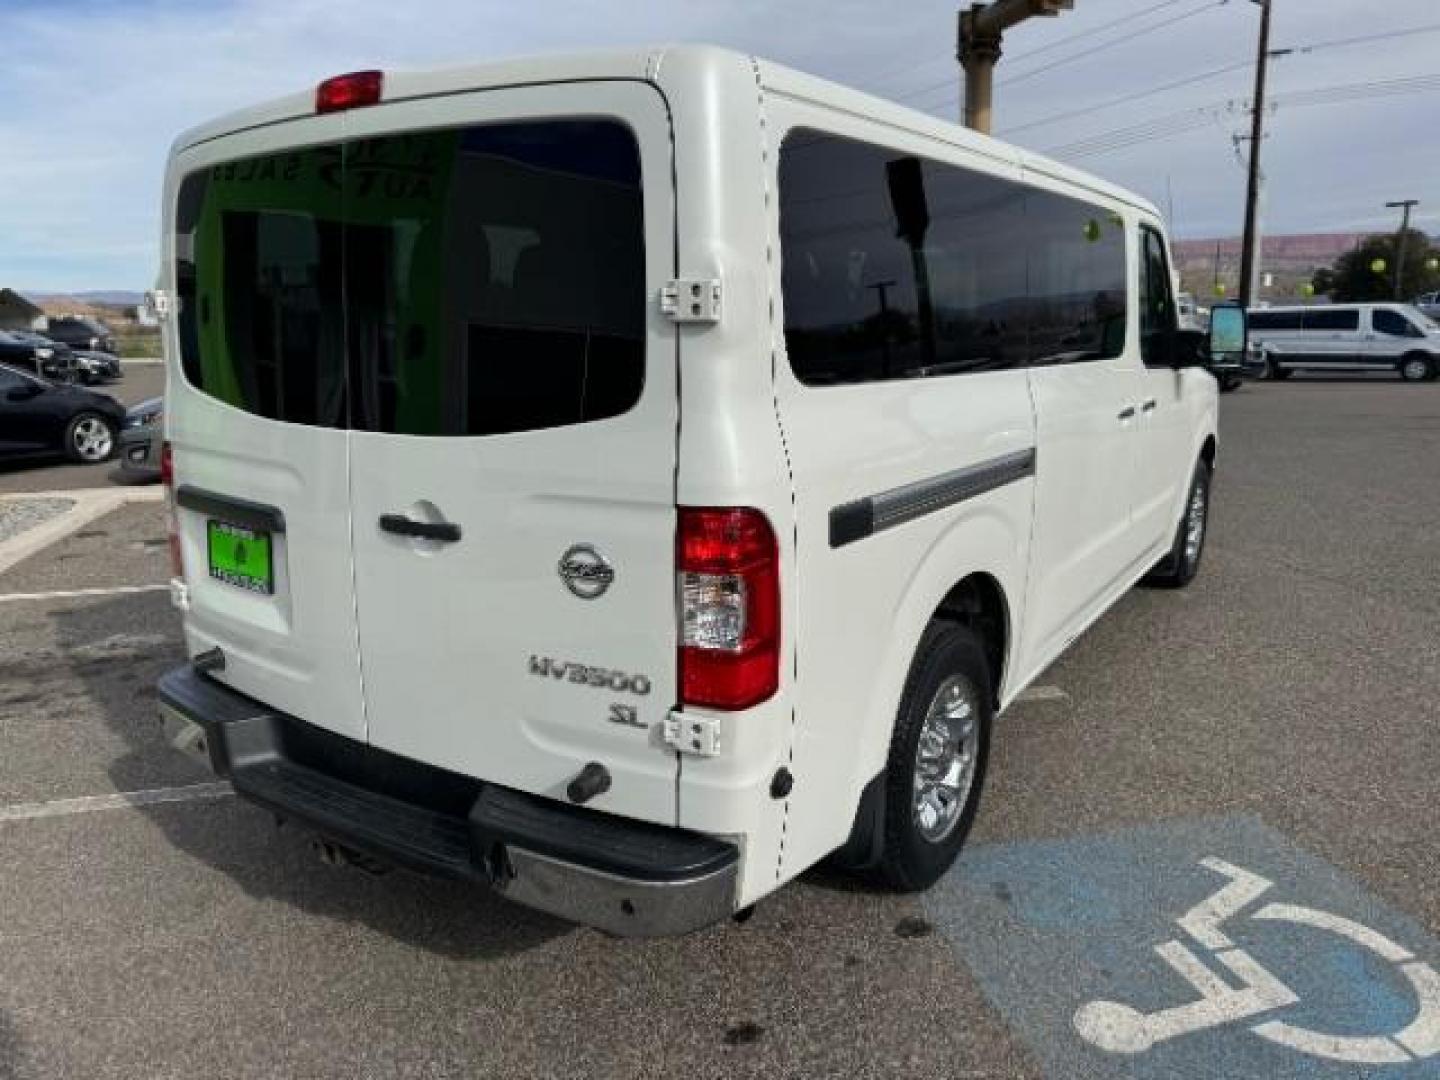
[
  {"left": 341, "top": 84, "right": 681, "bottom": 825},
  {"left": 168, "top": 112, "right": 366, "bottom": 742}
]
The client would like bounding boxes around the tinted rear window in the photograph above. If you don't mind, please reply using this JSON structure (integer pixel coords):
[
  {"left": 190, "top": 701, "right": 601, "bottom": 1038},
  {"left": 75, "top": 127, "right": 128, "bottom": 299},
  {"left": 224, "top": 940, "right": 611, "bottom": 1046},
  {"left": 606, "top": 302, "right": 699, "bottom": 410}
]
[{"left": 175, "top": 120, "right": 646, "bottom": 435}]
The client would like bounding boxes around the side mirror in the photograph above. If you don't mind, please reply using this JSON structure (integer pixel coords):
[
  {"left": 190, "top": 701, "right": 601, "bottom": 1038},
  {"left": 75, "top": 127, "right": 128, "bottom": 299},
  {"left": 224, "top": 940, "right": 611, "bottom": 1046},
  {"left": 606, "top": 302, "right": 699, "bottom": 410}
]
[
  {"left": 1169, "top": 329, "right": 1208, "bottom": 368},
  {"left": 1207, "top": 302, "right": 1248, "bottom": 366}
]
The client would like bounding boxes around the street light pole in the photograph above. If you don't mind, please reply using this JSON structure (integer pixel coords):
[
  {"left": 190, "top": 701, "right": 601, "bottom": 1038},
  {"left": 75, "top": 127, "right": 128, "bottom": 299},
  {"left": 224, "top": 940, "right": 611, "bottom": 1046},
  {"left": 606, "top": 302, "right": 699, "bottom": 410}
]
[
  {"left": 1238, "top": 0, "right": 1272, "bottom": 310},
  {"left": 957, "top": 0, "right": 1075, "bottom": 134},
  {"left": 1386, "top": 199, "right": 1419, "bottom": 300}
]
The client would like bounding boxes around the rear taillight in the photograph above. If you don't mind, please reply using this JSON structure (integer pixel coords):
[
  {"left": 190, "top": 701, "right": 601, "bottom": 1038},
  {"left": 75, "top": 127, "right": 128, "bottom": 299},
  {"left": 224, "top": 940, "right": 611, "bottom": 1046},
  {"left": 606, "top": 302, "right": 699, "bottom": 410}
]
[
  {"left": 161, "top": 441, "right": 182, "bottom": 577},
  {"left": 677, "top": 508, "right": 780, "bottom": 710},
  {"left": 316, "top": 70, "right": 383, "bottom": 114}
]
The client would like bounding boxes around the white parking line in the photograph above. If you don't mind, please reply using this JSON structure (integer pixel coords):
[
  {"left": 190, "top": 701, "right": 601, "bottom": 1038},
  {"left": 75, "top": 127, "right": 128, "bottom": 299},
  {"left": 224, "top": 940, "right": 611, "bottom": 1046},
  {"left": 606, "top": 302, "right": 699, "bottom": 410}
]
[
  {"left": 0, "top": 486, "right": 164, "bottom": 576},
  {"left": 0, "top": 583, "right": 169, "bottom": 604},
  {"left": 1016, "top": 684, "right": 1069, "bottom": 703},
  {"left": 0, "top": 782, "right": 233, "bottom": 824}
]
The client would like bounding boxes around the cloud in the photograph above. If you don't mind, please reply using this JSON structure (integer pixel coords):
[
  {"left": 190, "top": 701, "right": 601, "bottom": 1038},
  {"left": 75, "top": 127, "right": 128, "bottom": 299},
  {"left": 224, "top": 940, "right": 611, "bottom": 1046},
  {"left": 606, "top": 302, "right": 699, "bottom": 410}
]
[{"left": 2, "top": 0, "right": 1436, "bottom": 290}]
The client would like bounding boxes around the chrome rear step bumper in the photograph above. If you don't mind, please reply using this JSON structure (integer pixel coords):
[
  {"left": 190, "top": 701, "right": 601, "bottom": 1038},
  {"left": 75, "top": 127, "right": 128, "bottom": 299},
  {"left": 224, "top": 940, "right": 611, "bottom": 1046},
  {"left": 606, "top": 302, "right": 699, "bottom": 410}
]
[{"left": 157, "top": 666, "right": 738, "bottom": 937}]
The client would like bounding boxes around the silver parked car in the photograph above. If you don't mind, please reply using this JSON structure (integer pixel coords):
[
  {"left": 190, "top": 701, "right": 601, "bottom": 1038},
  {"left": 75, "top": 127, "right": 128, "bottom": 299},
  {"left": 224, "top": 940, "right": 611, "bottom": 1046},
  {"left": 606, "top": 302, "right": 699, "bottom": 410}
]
[{"left": 114, "top": 396, "right": 162, "bottom": 482}]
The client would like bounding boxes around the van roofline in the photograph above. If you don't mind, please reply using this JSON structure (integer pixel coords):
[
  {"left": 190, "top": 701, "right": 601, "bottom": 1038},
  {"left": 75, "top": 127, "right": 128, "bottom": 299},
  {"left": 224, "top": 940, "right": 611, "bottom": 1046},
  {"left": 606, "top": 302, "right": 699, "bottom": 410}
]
[{"left": 167, "top": 42, "right": 1159, "bottom": 218}]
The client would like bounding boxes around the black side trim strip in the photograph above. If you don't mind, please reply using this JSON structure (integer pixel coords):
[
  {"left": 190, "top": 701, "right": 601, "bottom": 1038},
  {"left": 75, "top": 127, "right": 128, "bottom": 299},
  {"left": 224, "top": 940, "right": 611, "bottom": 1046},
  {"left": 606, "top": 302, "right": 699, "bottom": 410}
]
[
  {"left": 176, "top": 485, "right": 286, "bottom": 534},
  {"left": 828, "top": 447, "right": 1036, "bottom": 549}
]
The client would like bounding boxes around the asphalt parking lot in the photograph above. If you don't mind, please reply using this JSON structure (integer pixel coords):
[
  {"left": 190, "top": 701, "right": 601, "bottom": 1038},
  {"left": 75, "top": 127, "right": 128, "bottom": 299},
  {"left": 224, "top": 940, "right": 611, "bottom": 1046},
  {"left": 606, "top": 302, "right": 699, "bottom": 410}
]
[
  {"left": 0, "top": 363, "right": 164, "bottom": 494},
  {"left": 0, "top": 379, "right": 1437, "bottom": 1078}
]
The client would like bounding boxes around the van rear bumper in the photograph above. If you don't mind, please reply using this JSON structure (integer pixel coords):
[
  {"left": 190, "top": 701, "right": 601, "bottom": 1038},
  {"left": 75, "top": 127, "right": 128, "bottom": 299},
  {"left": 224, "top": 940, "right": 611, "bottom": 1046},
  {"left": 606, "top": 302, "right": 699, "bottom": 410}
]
[{"left": 156, "top": 665, "right": 738, "bottom": 937}]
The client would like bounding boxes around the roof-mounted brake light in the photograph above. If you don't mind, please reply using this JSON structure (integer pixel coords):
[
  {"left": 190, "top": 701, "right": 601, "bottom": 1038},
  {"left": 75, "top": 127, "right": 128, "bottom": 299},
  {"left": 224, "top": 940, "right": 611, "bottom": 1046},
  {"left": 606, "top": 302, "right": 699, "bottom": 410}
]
[{"left": 316, "top": 70, "right": 383, "bottom": 114}]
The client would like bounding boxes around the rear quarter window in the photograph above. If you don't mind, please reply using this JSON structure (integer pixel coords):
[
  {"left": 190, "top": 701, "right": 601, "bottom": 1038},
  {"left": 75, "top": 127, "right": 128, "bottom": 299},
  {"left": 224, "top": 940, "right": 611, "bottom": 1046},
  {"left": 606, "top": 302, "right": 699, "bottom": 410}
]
[{"left": 174, "top": 120, "right": 646, "bottom": 436}]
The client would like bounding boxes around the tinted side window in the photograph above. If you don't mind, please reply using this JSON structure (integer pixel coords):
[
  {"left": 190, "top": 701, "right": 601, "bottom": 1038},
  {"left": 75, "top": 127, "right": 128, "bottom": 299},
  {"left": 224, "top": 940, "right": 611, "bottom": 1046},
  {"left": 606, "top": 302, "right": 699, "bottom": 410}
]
[
  {"left": 1372, "top": 308, "right": 1416, "bottom": 337},
  {"left": 175, "top": 121, "right": 646, "bottom": 436},
  {"left": 1028, "top": 192, "right": 1127, "bottom": 365},
  {"left": 1139, "top": 227, "right": 1175, "bottom": 366},
  {"left": 1250, "top": 310, "right": 1302, "bottom": 331},
  {"left": 778, "top": 131, "right": 1126, "bottom": 384},
  {"left": 778, "top": 133, "right": 1027, "bottom": 384},
  {"left": 1303, "top": 308, "right": 1359, "bottom": 331}
]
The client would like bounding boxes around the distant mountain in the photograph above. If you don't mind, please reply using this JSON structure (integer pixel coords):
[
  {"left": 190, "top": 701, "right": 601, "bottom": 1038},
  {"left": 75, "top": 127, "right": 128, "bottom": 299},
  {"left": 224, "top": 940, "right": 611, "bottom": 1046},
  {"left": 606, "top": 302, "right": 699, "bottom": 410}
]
[{"left": 24, "top": 290, "right": 144, "bottom": 307}]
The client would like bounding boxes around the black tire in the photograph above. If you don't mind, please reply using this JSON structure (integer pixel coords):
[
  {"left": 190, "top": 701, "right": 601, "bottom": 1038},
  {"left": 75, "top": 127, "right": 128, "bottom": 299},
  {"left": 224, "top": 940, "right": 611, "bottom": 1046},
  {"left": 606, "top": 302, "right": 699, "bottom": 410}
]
[
  {"left": 1399, "top": 353, "right": 1433, "bottom": 383},
  {"left": 63, "top": 412, "right": 116, "bottom": 464},
  {"left": 1219, "top": 374, "right": 1242, "bottom": 393},
  {"left": 876, "top": 622, "right": 993, "bottom": 892},
  {"left": 1270, "top": 363, "right": 1292, "bottom": 380},
  {"left": 1145, "top": 458, "right": 1212, "bottom": 588}
]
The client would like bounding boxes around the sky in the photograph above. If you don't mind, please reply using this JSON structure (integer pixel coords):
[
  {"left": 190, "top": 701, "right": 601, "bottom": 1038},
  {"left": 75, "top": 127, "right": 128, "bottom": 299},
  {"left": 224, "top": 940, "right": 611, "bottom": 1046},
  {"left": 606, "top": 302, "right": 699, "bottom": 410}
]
[{"left": 2, "top": 0, "right": 1437, "bottom": 291}]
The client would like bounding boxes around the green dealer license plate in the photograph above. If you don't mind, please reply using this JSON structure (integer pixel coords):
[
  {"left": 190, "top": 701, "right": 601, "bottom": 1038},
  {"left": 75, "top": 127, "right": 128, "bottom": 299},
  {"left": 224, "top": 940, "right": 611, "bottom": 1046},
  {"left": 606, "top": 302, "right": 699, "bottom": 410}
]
[{"left": 207, "top": 521, "right": 273, "bottom": 594}]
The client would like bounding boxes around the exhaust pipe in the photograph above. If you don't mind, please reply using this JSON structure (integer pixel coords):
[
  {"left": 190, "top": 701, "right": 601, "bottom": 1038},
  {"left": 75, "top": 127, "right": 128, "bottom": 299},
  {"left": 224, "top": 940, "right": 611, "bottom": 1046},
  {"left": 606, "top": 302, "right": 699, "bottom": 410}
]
[{"left": 310, "top": 837, "right": 389, "bottom": 876}]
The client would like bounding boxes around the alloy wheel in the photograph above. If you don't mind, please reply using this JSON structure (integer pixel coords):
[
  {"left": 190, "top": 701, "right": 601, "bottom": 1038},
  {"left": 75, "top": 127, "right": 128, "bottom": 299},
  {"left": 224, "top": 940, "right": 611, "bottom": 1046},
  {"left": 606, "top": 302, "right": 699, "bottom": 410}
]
[
  {"left": 73, "top": 417, "right": 113, "bottom": 462},
  {"left": 912, "top": 674, "right": 981, "bottom": 844}
]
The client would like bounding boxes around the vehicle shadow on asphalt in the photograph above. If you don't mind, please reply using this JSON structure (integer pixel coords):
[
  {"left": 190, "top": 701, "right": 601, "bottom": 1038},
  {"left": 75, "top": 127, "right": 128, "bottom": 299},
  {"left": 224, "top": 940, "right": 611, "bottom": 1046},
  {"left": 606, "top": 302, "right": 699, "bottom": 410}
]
[{"left": 50, "top": 593, "right": 567, "bottom": 962}]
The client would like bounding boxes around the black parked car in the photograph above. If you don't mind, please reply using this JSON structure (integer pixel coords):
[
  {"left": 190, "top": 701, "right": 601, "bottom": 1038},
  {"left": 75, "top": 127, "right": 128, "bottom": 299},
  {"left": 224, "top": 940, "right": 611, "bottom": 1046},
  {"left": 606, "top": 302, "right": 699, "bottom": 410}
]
[
  {"left": 0, "top": 363, "right": 124, "bottom": 464},
  {"left": 42, "top": 316, "right": 116, "bottom": 356},
  {"left": 0, "top": 329, "right": 75, "bottom": 380}
]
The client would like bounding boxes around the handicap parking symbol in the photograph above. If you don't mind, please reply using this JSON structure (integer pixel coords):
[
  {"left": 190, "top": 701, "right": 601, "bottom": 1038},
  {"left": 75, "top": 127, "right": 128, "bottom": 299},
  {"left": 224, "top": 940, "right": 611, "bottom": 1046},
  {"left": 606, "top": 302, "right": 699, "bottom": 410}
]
[{"left": 922, "top": 817, "right": 1440, "bottom": 1078}]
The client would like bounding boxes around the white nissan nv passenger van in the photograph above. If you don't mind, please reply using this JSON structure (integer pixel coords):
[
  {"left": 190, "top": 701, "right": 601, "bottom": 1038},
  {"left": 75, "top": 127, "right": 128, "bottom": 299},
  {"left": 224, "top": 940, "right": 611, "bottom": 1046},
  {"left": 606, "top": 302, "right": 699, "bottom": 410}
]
[{"left": 155, "top": 47, "right": 1238, "bottom": 936}]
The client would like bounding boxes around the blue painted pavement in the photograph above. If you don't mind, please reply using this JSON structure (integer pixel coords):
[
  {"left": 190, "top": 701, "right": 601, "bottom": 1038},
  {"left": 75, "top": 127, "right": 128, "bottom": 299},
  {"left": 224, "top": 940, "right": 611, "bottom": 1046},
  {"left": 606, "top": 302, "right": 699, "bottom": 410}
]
[{"left": 923, "top": 816, "right": 1440, "bottom": 1078}]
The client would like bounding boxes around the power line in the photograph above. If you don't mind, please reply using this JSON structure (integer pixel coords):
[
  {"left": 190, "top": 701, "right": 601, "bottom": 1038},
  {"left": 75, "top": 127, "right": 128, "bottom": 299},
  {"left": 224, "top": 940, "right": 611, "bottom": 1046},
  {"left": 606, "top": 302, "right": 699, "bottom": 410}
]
[
  {"left": 1003, "top": 0, "right": 1192, "bottom": 64},
  {"left": 1288, "top": 22, "right": 1440, "bottom": 57},
  {"left": 998, "top": 0, "right": 1229, "bottom": 88},
  {"left": 1041, "top": 71, "right": 1440, "bottom": 161},
  {"left": 887, "top": 0, "right": 1209, "bottom": 108},
  {"left": 1001, "top": 60, "right": 1250, "bottom": 135},
  {"left": 883, "top": 12, "right": 1440, "bottom": 129},
  {"left": 997, "top": 21, "right": 1440, "bottom": 136}
]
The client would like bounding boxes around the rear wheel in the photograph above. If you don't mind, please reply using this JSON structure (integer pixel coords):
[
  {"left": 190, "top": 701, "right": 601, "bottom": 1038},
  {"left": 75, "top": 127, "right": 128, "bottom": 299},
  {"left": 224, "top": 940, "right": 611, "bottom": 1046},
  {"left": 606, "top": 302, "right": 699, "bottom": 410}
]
[
  {"left": 64, "top": 412, "right": 115, "bottom": 463},
  {"left": 1145, "top": 458, "right": 1211, "bottom": 588},
  {"left": 876, "top": 622, "right": 992, "bottom": 891},
  {"left": 1399, "top": 354, "right": 1433, "bottom": 382}
]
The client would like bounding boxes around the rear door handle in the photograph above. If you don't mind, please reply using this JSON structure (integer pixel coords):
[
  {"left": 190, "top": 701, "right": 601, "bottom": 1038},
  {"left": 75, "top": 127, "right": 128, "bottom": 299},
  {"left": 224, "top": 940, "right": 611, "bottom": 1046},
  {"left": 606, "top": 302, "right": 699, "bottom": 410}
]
[
  {"left": 1117, "top": 406, "right": 1137, "bottom": 421},
  {"left": 1141, "top": 399, "right": 1157, "bottom": 413},
  {"left": 379, "top": 514, "right": 462, "bottom": 543}
]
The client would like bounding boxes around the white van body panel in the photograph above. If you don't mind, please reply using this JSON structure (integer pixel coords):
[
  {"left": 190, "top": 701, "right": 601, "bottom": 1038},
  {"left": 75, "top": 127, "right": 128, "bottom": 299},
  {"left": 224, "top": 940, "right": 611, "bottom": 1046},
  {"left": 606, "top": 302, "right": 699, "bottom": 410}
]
[
  {"left": 760, "top": 83, "right": 1036, "bottom": 876},
  {"left": 162, "top": 44, "right": 1219, "bottom": 927},
  {"left": 649, "top": 49, "right": 796, "bottom": 905}
]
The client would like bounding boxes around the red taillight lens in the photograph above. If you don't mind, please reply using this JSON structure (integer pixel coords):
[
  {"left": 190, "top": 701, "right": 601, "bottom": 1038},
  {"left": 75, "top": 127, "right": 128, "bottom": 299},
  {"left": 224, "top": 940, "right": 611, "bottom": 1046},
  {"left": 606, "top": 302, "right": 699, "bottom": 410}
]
[
  {"left": 161, "top": 441, "right": 182, "bottom": 577},
  {"left": 315, "top": 70, "right": 383, "bottom": 114},
  {"left": 678, "top": 508, "right": 780, "bottom": 710}
]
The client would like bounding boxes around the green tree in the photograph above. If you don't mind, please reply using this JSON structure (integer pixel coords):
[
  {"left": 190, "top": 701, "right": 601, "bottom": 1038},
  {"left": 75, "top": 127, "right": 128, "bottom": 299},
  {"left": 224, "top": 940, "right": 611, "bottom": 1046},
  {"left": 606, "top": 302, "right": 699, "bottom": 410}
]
[{"left": 1317, "top": 230, "right": 1440, "bottom": 302}]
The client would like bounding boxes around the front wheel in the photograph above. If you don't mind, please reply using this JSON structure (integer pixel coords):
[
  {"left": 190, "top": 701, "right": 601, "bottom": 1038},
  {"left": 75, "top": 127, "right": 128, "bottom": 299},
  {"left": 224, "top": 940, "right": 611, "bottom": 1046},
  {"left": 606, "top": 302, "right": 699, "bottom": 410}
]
[
  {"left": 64, "top": 412, "right": 115, "bottom": 463},
  {"left": 877, "top": 622, "right": 992, "bottom": 892},
  {"left": 1145, "top": 459, "right": 1212, "bottom": 588},
  {"left": 1219, "top": 374, "right": 1242, "bottom": 393}
]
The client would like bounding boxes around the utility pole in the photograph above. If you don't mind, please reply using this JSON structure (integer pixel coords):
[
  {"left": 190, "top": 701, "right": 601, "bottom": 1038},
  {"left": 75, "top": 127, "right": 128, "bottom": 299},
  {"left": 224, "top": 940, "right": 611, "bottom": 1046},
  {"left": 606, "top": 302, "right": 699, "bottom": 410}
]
[
  {"left": 1238, "top": 0, "right": 1272, "bottom": 309},
  {"left": 1386, "top": 199, "right": 1419, "bottom": 300},
  {"left": 957, "top": 0, "right": 1075, "bottom": 134}
]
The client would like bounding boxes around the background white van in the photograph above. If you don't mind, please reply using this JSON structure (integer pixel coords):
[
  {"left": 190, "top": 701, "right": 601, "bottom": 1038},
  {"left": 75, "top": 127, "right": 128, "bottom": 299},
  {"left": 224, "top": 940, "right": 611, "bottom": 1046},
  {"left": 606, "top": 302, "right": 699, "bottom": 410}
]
[{"left": 1250, "top": 303, "right": 1440, "bottom": 381}]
